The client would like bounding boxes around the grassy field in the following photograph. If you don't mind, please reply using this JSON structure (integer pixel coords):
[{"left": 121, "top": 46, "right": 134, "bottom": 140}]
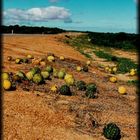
[{"left": 64, "top": 34, "right": 138, "bottom": 74}]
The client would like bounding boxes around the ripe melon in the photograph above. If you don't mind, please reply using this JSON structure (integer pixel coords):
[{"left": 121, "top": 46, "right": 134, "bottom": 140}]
[
  {"left": 3, "top": 79, "right": 12, "bottom": 90},
  {"left": 65, "top": 77, "right": 75, "bottom": 86},
  {"left": 112, "top": 67, "right": 117, "bottom": 73},
  {"left": 15, "top": 58, "right": 21, "bottom": 64},
  {"left": 27, "top": 54, "right": 34, "bottom": 59},
  {"left": 41, "top": 71, "right": 49, "bottom": 79},
  {"left": 64, "top": 74, "right": 73, "bottom": 80},
  {"left": 60, "top": 56, "right": 65, "bottom": 60},
  {"left": 109, "top": 77, "right": 117, "bottom": 83},
  {"left": 118, "top": 86, "right": 126, "bottom": 95},
  {"left": 2, "top": 72, "right": 9, "bottom": 80},
  {"left": 47, "top": 56, "right": 55, "bottom": 62},
  {"left": 76, "top": 66, "right": 82, "bottom": 72},
  {"left": 26, "top": 71, "right": 34, "bottom": 80},
  {"left": 50, "top": 85, "right": 58, "bottom": 92},
  {"left": 129, "top": 69, "right": 136, "bottom": 76}
]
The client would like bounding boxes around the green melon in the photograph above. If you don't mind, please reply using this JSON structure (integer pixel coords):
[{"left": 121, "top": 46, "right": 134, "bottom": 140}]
[
  {"left": 75, "top": 80, "right": 86, "bottom": 91},
  {"left": 30, "top": 67, "right": 41, "bottom": 75},
  {"left": 58, "top": 71, "right": 65, "bottom": 79},
  {"left": 53, "top": 68, "right": 58, "bottom": 78},
  {"left": 15, "top": 58, "right": 21, "bottom": 64},
  {"left": 59, "top": 85, "right": 71, "bottom": 96},
  {"left": 16, "top": 71, "right": 25, "bottom": 80},
  {"left": 103, "top": 123, "right": 121, "bottom": 140},
  {"left": 45, "top": 66, "right": 53, "bottom": 73},
  {"left": 33, "top": 73, "right": 43, "bottom": 84},
  {"left": 85, "top": 83, "right": 97, "bottom": 98}
]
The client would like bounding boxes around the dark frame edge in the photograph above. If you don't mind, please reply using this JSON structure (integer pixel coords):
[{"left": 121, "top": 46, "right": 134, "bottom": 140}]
[
  {"left": 0, "top": 0, "right": 3, "bottom": 139},
  {"left": 137, "top": 0, "right": 140, "bottom": 140}
]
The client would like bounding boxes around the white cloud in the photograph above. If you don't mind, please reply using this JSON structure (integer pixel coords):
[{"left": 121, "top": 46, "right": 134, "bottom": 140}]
[{"left": 3, "top": 6, "right": 72, "bottom": 24}]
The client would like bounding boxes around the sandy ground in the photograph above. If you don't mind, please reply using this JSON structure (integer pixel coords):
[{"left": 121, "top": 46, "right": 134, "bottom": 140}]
[{"left": 2, "top": 33, "right": 138, "bottom": 140}]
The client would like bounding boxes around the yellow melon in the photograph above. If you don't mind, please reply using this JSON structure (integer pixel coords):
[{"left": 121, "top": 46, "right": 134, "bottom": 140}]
[
  {"left": 3, "top": 79, "right": 12, "bottom": 90},
  {"left": 65, "top": 77, "right": 75, "bottom": 86},
  {"left": 60, "top": 56, "right": 65, "bottom": 60},
  {"left": 47, "top": 56, "right": 55, "bottom": 62},
  {"left": 64, "top": 74, "right": 73, "bottom": 80},
  {"left": 118, "top": 86, "right": 126, "bottom": 95},
  {"left": 129, "top": 69, "right": 136, "bottom": 76},
  {"left": 112, "top": 67, "right": 117, "bottom": 73},
  {"left": 50, "top": 85, "right": 58, "bottom": 92},
  {"left": 109, "top": 77, "right": 117, "bottom": 83},
  {"left": 76, "top": 66, "right": 82, "bottom": 72}
]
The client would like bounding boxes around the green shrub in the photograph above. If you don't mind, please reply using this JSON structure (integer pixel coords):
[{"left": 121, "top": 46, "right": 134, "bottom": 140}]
[{"left": 117, "top": 58, "right": 138, "bottom": 73}]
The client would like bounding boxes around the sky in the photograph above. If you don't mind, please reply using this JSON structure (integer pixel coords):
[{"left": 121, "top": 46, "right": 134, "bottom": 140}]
[{"left": 3, "top": 0, "right": 137, "bottom": 33}]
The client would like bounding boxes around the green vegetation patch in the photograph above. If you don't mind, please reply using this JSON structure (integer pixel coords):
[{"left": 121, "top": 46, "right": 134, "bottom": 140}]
[
  {"left": 87, "top": 32, "right": 137, "bottom": 51},
  {"left": 93, "top": 50, "right": 117, "bottom": 61},
  {"left": 127, "top": 80, "right": 138, "bottom": 86},
  {"left": 93, "top": 50, "right": 138, "bottom": 73}
]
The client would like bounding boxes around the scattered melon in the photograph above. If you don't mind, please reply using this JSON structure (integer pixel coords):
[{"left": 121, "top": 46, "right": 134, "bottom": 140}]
[
  {"left": 129, "top": 69, "right": 136, "bottom": 76},
  {"left": 15, "top": 58, "right": 21, "bottom": 64},
  {"left": 27, "top": 54, "right": 34, "bottom": 59},
  {"left": 40, "top": 61, "right": 46, "bottom": 66},
  {"left": 41, "top": 71, "right": 49, "bottom": 79},
  {"left": 47, "top": 56, "right": 55, "bottom": 62},
  {"left": 86, "top": 60, "right": 91, "bottom": 66},
  {"left": 3, "top": 79, "right": 12, "bottom": 90},
  {"left": 60, "top": 56, "right": 65, "bottom": 60},
  {"left": 109, "top": 77, "right": 117, "bottom": 83},
  {"left": 64, "top": 74, "right": 73, "bottom": 80},
  {"left": 112, "top": 67, "right": 117, "bottom": 73},
  {"left": 58, "top": 71, "right": 65, "bottom": 79},
  {"left": 50, "top": 85, "right": 58, "bottom": 92},
  {"left": 76, "top": 66, "right": 82, "bottom": 72},
  {"left": 118, "top": 86, "right": 126, "bottom": 95},
  {"left": 105, "top": 66, "right": 109, "bottom": 72},
  {"left": 65, "top": 77, "right": 75, "bottom": 86},
  {"left": 2, "top": 72, "right": 9, "bottom": 80},
  {"left": 26, "top": 71, "right": 34, "bottom": 80}
]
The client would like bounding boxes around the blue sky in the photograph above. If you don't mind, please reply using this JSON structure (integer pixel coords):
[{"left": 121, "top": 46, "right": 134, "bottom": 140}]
[{"left": 3, "top": 0, "right": 137, "bottom": 33}]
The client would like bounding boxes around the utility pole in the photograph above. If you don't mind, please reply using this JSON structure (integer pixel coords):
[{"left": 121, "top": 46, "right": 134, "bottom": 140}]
[{"left": 12, "top": 29, "right": 13, "bottom": 34}]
